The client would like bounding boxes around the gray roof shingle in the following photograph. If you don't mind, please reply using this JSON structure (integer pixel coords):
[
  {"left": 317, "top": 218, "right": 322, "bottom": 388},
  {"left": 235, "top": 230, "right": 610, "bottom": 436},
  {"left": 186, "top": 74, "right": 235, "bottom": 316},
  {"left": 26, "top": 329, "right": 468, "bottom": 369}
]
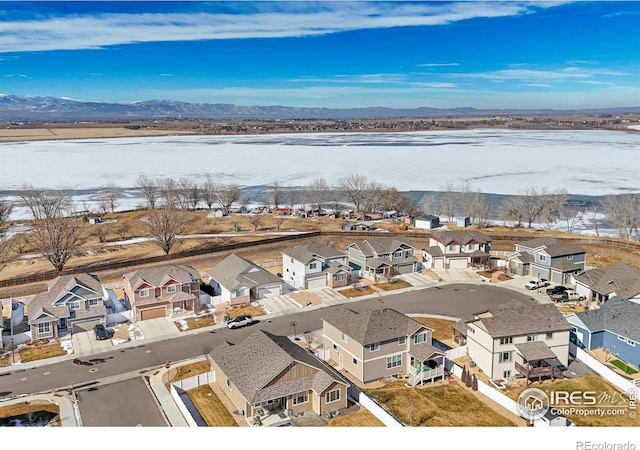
[
  {"left": 210, "top": 330, "right": 347, "bottom": 404},
  {"left": 574, "top": 264, "right": 640, "bottom": 299},
  {"left": 430, "top": 230, "right": 491, "bottom": 246},
  {"left": 322, "top": 307, "right": 429, "bottom": 346},
  {"left": 469, "top": 300, "right": 571, "bottom": 338},
  {"left": 123, "top": 264, "right": 200, "bottom": 290},
  {"left": 283, "top": 243, "right": 345, "bottom": 264},
  {"left": 205, "top": 254, "right": 281, "bottom": 291},
  {"left": 575, "top": 296, "right": 640, "bottom": 343}
]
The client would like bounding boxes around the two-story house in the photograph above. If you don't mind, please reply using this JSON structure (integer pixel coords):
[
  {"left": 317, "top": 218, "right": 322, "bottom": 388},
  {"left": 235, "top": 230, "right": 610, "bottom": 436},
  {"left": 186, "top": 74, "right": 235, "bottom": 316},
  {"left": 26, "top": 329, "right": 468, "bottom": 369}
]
[
  {"left": 463, "top": 300, "right": 571, "bottom": 382},
  {"left": 346, "top": 237, "right": 417, "bottom": 281},
  {"left": 507, "top": 237, "right": 585, "bottom": 284},
  {"left": 565, "top": 296, "right": 640, "bottom": 369},
  {"left": 281, "top": 243, "right": 352, "bottom": 290},
  {"left": 572, "top": 263, "right": 640, "bottom": 304},
  {"left": 421, "top": 230, "right": 491, "bottom": 269},
  {"left": 204, "top": 254, "right": 283, "bottom": 307},
  {"left": 27, "top": 273, "right": 108, "bottom": 340},
  {"left": 122, "top": 264, "right": 201, "bottom": 321},
  {"left": 322, "top": 307, "right": 445, "bottom": 386},
  {"left": 210, "top": 330, "right": 349, "bottom": 425}
]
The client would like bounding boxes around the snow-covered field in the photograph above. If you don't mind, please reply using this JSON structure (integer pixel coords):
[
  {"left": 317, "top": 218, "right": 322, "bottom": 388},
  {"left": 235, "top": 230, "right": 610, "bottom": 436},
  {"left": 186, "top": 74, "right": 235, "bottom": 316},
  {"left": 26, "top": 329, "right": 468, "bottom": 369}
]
[{"left": 0, "top": 128, "right": 638, "bottom": 234}]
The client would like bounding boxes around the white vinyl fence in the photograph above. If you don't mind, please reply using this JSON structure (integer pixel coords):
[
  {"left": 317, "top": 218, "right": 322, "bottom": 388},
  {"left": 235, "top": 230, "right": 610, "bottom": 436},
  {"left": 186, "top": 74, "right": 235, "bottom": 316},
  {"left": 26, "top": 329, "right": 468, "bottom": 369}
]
[
  {"left": 576, "top": 348, "right": 638, "bottom": 395},
  {"left": 169, "top": 369, "right": 216, "bottom": 427}
]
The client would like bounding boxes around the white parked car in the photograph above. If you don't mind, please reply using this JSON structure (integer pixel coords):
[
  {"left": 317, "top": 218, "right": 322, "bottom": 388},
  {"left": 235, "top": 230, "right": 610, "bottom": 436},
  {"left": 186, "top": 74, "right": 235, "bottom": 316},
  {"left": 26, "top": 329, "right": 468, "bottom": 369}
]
[
  {"left": 226, "top": 315, "right": 254, "bottom": 329},
  {"left": 525, "top": 278, "right": 549, "bottom": 290}
]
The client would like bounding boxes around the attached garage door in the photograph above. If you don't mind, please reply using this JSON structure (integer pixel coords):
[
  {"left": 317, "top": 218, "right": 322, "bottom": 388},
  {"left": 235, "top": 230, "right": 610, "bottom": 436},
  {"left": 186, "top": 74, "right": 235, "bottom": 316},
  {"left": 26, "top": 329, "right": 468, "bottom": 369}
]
[
  {"left": 449, "top": 259, "right": 468, "bottom": 269},
  {"left": 141, "top": 307, "right": 166, "bottom": 321},
  {"left": 434, "top": 259, "right": 445, "bottom": 269},
  {"left": 72, "top": 318, "right": 102, "bottom": 335},
  {"left": 306, "top": 277, "right": 326, "bottom": 289},
  {"left": 396, "top": 264, "right": 414, "bottom": 275},
  {"left": 257, "top": 285, "right": 282, "bottom": 298}
]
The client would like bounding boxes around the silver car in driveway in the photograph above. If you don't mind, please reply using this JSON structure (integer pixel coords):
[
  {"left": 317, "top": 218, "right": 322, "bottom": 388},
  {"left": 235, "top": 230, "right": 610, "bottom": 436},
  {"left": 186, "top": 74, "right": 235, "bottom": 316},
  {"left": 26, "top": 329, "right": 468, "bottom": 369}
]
[{"left": 226, "top": 315, "right": 254, "bottom": 329}]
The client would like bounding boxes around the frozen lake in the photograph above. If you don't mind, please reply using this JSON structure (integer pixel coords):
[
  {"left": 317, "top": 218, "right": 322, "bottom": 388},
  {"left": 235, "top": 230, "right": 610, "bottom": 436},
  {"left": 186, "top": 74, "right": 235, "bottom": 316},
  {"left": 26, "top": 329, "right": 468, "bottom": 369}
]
[{"left": 0, "top": 128, "right": 638, "bottom": 227}]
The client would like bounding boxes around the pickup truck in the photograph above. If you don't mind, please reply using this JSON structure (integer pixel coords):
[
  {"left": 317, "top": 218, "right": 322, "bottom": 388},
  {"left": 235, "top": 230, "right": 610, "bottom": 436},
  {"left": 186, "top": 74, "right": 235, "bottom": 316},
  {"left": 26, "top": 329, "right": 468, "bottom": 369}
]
[
  {"left": 558, "top": 289, "right": 585, "bottom": 302},
  {"left": 525, "top": 278, "right": 550, "bottom": 290}
]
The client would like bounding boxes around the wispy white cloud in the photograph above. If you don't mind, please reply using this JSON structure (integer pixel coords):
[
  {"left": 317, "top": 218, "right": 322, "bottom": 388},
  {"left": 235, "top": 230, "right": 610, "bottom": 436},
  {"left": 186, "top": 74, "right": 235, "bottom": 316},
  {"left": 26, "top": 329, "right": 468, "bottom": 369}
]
[
  {"left": 2, "top": 73, "right": 30, "bottom": 78},
  {"left": 417, "top": 63, "right": 460, "bottom": 67},
  {"left": 0, "top": 2, "right": 561, "bottom": 53},
  {"left": 454, "top": 66, "right": 628, "bottom": 82},
  {"left": 290, "top": 72, "right": 457, "bottom": 88}
]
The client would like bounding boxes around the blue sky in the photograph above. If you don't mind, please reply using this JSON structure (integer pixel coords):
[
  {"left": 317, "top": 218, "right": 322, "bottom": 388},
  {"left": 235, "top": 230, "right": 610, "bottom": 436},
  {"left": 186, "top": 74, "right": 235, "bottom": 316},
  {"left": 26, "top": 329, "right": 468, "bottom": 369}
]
[{"left": 0, "top": 1, "right": 638, "bottom": 109}]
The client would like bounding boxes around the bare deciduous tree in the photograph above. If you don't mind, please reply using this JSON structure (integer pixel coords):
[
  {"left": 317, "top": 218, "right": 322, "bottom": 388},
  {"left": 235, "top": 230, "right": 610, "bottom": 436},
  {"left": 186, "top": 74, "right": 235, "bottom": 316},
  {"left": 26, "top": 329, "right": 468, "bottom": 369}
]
[
  {"left": 337, "top": 174, "right": 369, "bottom": 214},
  {"left": 561, "top": 204, "right": 585, "bottom": 233},
  {"left": 200, "top": 175, "right": 217, "bottom": 210},
  {"left": 146, "top": 206, "right": 188, "bottom": 255},
  {"left": 135, "top": 175, "right": 159, "bottom": 209},
  {"left": 269, "top": 181, "right": 281, "bottom": 210},
  {"left": 541, "top": 188, "right": 568, "bottom": 230},
  {"left": 363, "top": 181, "right": 384, "bottom": 214},
  {"left": 18, "top": 185, "right": 71, "bottom": 220},
  {"left": 603, "top": 194, "right": 639, "bottom": 239},
  {"left": 305, "top": 177, "right": 329, "bottom": 213},
  {"left": 521, "top": 186, "right": 547, "bottom": 228},
  {"left": 500, "top": 195, "right": 526, "bottom": 227},
  {"left": 98, "top": 183, "right": 121, "bottom": 214},
  {"left": 158, "top": 177, "right": 178, "bottom": 208},
  {"left": 32, "top": 216, "right": 83, "bottom": 272},
  {"left": 90, "top": 224, "right": 110, "bottom": 243},
  {"left": 275, "top": 216, "right": 286, "bottom": 231},
  {"left": 437, "top": 183, "right": 457, "bottom": 223},
  {"left": 249, "top": 214, "right": 264, "bottom": 231},
  {"left": 216, "top": 183, "right": 242, "bottom": 215},
  {"left": 114, "top": 221, "right": 130, "bottom": 241}
]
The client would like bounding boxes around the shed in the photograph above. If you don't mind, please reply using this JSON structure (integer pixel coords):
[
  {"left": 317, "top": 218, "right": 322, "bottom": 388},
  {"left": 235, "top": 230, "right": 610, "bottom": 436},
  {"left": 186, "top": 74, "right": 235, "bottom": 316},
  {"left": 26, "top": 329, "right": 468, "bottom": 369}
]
[
  {"left": 455, "top": 217, "right": 471, "bottom": 228},
  {"left": 414, "top": 215, "right": 440, "bottom": 230}
]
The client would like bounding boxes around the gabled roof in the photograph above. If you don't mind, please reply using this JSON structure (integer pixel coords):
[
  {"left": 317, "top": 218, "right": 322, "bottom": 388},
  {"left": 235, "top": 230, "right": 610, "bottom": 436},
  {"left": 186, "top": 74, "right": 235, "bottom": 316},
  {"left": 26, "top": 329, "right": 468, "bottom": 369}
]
[
  {"left": 322, "top": 307, "right": 430, "bottom": 346},
  {"left": 573, "top": 264, "right": 640, "bottom": 299},
  {"left": 27, "top": 273, "right": 105, "bottom": 325},
  {"left": 468, "top": 300, "right": 571, "bottom": 338},
  {"left": 575, "top": 297, "right": 640, "bottom": 343},
  {"left": 516, "top": 237, "right": 585, "bottom": 257},
  {"left": 283, "top": 243, "right": 345, "bottom": 264},
  {"left": 123, "top": 264, "right": 200, "bottom": 291},
  {"left": 430, "top": 230, "right": 491, "bottom": 246},
  {"left": 205, "top": 254, "right": 281, "bottom": 291},
  {"left": 348, "top": 237, "right": 415, "bottom": 257},
  {"left": 324, "top": 261, "right": 352, "bottom": 275},
  {"left": 210, "top": 330, "right": 347, "bottom": 404}
]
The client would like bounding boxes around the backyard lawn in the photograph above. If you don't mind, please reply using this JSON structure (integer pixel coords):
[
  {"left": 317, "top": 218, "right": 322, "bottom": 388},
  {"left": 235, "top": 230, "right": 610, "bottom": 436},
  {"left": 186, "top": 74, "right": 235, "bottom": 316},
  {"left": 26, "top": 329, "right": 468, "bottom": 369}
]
[
  {"left": 610, "top": 359, "right": 638, "bottom": 375},
  {"left": 366, "top": 381, "right": 517, "bottom": 427},
  {"left": 325, "top": 407, "right": 384, "bottom": 427},
  {"left": 187, "top": 385, "right": 238, "bottom": 427}
]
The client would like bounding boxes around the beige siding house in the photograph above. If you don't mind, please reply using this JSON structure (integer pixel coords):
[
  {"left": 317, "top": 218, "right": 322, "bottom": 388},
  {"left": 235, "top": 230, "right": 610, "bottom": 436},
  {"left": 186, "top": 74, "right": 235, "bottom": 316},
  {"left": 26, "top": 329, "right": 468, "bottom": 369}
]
[
  {"left": 27, "top": 273, "right": 108, "bottom": 339},
  {"left": 210, "top": 330, "right": 349, "bottom": 426},
  {"left": 463, "top": 300, "right": 571, "bottom": 381},
  {"left": 422, "top": 230, "right": 491, "bottom": 270},
  {"left": 322, "top": 307, "right": 445, "bottom": 386},
  {"left": 122, "top": 264, "right": 201, "bottom": 321}
]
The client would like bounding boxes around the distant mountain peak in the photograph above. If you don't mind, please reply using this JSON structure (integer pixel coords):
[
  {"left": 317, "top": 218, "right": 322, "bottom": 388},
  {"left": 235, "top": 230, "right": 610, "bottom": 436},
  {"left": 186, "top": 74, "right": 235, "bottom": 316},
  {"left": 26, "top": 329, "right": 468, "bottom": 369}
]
[{"left": 0, "top": 94, "right": 637, "bottom": 121}]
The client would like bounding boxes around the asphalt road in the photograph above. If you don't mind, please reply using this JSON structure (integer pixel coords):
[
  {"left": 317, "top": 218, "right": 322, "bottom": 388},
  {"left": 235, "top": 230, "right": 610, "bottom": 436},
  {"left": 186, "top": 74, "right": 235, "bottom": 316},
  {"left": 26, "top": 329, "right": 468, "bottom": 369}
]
[{"left": 0, "top": 283, "right": 537, "bottom": 399}]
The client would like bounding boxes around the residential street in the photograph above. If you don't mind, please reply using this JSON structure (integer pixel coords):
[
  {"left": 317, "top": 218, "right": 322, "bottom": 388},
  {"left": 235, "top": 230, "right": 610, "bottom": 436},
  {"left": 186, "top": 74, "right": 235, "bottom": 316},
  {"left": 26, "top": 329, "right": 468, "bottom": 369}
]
[{"left": 0, "top": 283, "right": 537, "bottom": 400}]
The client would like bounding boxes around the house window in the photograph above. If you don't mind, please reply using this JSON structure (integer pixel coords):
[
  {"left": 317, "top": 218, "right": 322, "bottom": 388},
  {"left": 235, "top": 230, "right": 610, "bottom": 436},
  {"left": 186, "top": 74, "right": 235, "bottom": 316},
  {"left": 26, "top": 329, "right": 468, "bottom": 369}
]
[
  {"left": 527, "top": 334, "right": 537, "bottom": 342},
  {"left": 618, "top": 335, "right": 625, "bottom": 342},
  {"left": 226, "top": 377, "right": 232, "bottom": 389},
  {"left": 335, "top": 273, "right": 344, "bottom": 282},
  {"left": 341, "top": 333, "right": 348, "bottom": 343},
  {"left": 68, "top": 301, "right": 81, "bottom": 310},
  {"left": 88, "top": 298, "right": 99, "bottom": 306},
  {"left": 467, "top": 326, "right": 475, "bottom": 334},
  {"left": 325, "top": 389, "right": 341, "bottom": 404},
  {"left": 468, "top": 244, "right": 476, "bottom": 251},
  {"left": 370, "top": 342, "right": 380, "bottom": 352},
  {"left": 414, "top": 333, "right": 427, "bottom": 344},
  {"left": 503, "top": 370, "right": 512, "bottom": 378},
  {"left": 546, "top": 332, "right": 553, "bottom": 340},
  {"left": 448, "top": 245, "right": 455, "bottom": 251},
  {"left": 353, "top": 358, "right": 358, "bottom": 365},
  {"left": 292, "top": 391, "right": 308, "bottom": 405},
  {"left": 394, "top": 251, "right": 402, "bottom": 258},
  {"left": 290, "top": 258, "right": 294, "bottom": 263},
  {"left": 139, "top": 289, "right": 149, "bottom": 297},
  {"left": 499, "top": 337, "right": 513, "bottom": 345},
  {"left": 236, "top": 289, "right": 246, "bottom": 297},
  {"left": 310, "top": 263, "right": 317, "bottom": 269},
  {"left": 37, "top": 322, "right": 52, "bottom": 337},
  {"left": 567, "top": 255, "right": 573, "bottom": 260},
  {"left": 499, "top": 352, "right": 512, "bottom": 363},
  {"left": 333, "top": 343, "right": 337, "bottom": 350},
  {"left": 539, "top": 255, "right": 546, "bottom": 262},
  {"left": 167, "top": 285, "right": 177, "bottom": 293},
  {"left": 398, "top": 336, "right": 406, "bottom": 345},
  {"left": 386, "top": 354, "right": 402, "bottom": 369}
]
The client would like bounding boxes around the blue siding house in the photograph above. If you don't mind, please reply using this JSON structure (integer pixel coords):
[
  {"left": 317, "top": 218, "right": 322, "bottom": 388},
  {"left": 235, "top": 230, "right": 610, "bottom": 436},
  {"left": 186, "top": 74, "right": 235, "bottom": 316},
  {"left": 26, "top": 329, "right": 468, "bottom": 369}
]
[{"left": 565, "top": 297, "right": 640, "bottom": 371}]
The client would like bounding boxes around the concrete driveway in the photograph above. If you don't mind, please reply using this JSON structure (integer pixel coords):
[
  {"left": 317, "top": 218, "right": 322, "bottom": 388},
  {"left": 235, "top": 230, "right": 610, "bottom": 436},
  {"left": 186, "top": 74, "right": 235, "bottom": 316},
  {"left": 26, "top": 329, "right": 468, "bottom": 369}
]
[{"left": 71, "top": 329, "right": 115, "bottom": 356}]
